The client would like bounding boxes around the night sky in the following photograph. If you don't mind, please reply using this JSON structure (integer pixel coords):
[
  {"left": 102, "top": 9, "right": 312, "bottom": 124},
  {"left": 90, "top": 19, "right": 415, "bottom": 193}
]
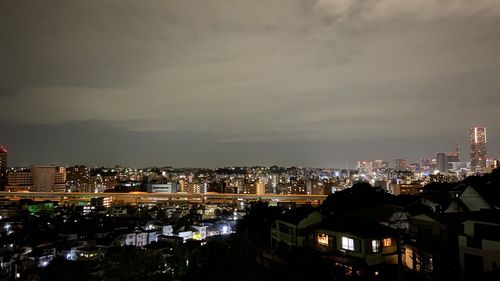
[{"left": 1, "top": 0, "right": 499, "bottom": 168}]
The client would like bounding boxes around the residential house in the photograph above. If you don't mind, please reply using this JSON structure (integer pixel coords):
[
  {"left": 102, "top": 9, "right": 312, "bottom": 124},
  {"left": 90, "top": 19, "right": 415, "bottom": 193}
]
[
  {"left": 445, "top": 186, "right": 491, "bottom": 213},
  {"left": 458, "top": 211, "right": 500, "bottom": 281},
  {"left": 311, "top": 216, "right": 398, "bottom": 278},
  {"left": 271, "top": 208, "right": 322, "bottom": 256}
]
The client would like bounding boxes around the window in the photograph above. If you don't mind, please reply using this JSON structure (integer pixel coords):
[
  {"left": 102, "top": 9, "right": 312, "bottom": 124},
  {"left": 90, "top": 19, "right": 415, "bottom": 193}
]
[
  {"left": 371, "top": 240, "right": 381, "bottom": 253},
  {"left": 342, "top": 237, "right": 355, "bottom": 251},
  {"left": 317, "top": 233, "right": 329, "bottom": 246},
  {"left": 383, "top": 238, "right": 392, "bottom": 247}
]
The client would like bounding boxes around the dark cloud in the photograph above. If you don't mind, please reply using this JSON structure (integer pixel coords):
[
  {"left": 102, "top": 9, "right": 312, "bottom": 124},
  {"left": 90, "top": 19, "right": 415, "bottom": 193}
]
[{"left": 0, "top": 0, "right": 499, "bottom": 166}]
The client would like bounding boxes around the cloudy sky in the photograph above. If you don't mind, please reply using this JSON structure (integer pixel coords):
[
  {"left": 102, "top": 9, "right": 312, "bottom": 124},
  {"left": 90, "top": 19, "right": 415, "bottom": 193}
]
[{"left": 1, "top": 0, "right": 499, "bottom": 167}]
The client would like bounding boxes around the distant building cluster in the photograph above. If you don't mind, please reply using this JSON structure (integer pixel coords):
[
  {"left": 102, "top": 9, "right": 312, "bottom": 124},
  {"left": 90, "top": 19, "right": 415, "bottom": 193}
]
[
  {"left": 0, "top": 126, "right": 498, "bottom": 281},
  {"left": 0, "top": 127, "right": 497, "bottom": 197}
]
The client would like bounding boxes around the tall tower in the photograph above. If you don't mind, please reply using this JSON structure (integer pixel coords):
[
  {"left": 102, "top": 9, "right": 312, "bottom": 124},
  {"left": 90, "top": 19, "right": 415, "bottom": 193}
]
[
  {"left": 0, "top": 146, "right": 7, "bottom": 189},
  {"left": 0, "top": 146, "right": 7, "bottom": 176},
  {"left": 470, "top": 127, "right": 487, "bottom": 172}
]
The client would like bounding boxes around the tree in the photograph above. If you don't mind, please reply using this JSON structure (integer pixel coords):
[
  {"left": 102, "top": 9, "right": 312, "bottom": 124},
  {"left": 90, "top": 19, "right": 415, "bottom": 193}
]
[{"left": 101, "top": 247, "right": 168, "bottom": 281}]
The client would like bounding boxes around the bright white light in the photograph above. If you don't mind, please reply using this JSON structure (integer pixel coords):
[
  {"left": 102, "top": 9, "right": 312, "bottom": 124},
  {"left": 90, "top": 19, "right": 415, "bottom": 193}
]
[{"left": 222, "top": 226, "right": 228, "bottom": 234}]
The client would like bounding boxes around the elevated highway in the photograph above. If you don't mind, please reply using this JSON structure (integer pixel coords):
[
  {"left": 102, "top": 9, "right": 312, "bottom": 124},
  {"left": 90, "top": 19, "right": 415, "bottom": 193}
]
[{"left": 0, "top": 192, "right": 327, "bottom": 205}]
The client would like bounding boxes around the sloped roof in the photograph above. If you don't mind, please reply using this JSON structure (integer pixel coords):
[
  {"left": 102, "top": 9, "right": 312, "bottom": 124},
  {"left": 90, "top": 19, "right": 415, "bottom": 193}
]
[
  {"left": 278, "top": 206, "right": 316, "bottom": 225},
  {"left": 315, "top": 216, "right": 396, "bottom": 239},
  {"left": 459, "top": 186, "right": 491, "bottom": 211},
  {"left": 342, "top": 204, "right": 404, "bottom": 223}
]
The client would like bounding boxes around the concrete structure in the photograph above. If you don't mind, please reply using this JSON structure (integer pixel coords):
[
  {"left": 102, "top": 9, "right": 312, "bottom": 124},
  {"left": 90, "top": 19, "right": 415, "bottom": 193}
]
[
  {"left": 6, "top": 172, "right": 32, "bottom": 192},
  {"left": 144, "top": 182, "right": 178, "bottom": 193},
  {"left": 31, "top": 165, "right": 66, "bottom": 192},
  {"left": 0, "top": 191, "right": 327, "bottom": 206}
]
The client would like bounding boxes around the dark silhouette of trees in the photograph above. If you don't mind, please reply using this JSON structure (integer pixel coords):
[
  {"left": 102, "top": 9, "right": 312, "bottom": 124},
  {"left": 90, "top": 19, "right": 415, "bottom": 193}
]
[
  {"left": 101, "top": 246, "right": 168, "bottom": 281},
  {"left": 321, "top": 182, "right": 393, "bottom": 215},
  {"left": 236, "top": 201, "right": 282, "bottom": 248}
]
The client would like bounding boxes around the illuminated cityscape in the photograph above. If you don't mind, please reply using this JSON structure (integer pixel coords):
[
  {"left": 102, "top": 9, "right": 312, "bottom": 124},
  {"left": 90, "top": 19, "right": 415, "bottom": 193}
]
[
  {"left": 0, "top": 128, "right": 499, "bottom": 280},
  {"left": 1, "top": 1, "right": 500, "bottom": 281}
]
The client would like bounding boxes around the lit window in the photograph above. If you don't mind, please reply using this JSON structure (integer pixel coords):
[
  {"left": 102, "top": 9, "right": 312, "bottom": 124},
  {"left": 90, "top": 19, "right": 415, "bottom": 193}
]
[
  {"left": 371, "top": 240, "right": 380, "bottom": 253},
  {"left": 342, "top": 237, "right": 355, "bottom": 251},
  {"left": 383, "top": 238, "right": 392, "bottom": 247},
  {"left": 317, "top": 233, "right": 329, "bottom": 246}
]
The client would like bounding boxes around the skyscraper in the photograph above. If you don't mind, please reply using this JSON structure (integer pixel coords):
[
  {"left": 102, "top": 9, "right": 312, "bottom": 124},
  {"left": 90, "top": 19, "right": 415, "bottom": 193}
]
[
  {"left": 447, "top": 142, "right": 460, "bottom": 163},
  {"left": 0, "top": 146, "right": 7, "bottom": 190},
  {"left": 436, "top": 153, "right": 448, "bottom": 174},
  {"left": 0, "top": 146, "right": 7, "bottom": 177},
  {"left": 470, "top": 127, "right": 487, "bottom": 172}
]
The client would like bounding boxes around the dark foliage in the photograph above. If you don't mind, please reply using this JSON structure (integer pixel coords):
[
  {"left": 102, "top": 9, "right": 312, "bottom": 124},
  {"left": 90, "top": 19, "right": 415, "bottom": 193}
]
[
  {"left": 321, "top": 182, "right": 394, "bottom": 215},
  {"left": 101, "top": 246, "right": 169, "bottom": 281}
]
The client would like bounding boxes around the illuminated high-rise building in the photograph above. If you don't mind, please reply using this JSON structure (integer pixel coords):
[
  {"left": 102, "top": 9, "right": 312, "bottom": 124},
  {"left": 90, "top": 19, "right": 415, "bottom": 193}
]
[
  {"left": 256, "top": 180, "right": 265, "bottom": 196},
  {"left": 469, "top": 127, "right": 487, "bottom": 172},
  {"left": 31, "top": 165, "right": 66, "bottom": 192},
  {"left": 6, "top": 172, "right": 32, "bottom": 192},
  {"left": 447, "top": 142, "right": 460, "bottom": 163},
  {"left": 0, "top": 146, "right": 7, "bottom": 176},
  {"left": 0, "top": 146, "right": 7, "bottom": 190},
  {"left": 394, "top": 158, "right": 408, "bottom": 171},
  {"left": 356, "top": 161, "right": 372, "bottom": 175},
  {"left": 436, "top": 153, "right": 448, "bottom": 174},
  {"left": 372, "top": 160, "right": 388, "bottom": 175},
  {"left": 67, "top": 165, "right": 90, "bottom": 192}
]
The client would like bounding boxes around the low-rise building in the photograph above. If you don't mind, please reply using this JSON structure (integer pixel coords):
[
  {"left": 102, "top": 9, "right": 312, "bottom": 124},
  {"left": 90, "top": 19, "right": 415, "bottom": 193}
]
[
  {"left": 458, "top": 211, "right": 500, "bottom": 280},
  {"left": 271, "top": 208, "right": 322, "bottom": 256},
  {"left": 311, "top": 216, "right": 398, "bottom": 278}
]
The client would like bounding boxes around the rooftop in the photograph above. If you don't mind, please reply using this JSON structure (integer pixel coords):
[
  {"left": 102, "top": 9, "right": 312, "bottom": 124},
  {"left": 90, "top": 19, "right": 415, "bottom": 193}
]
[{"left": 316, "top": 216, "right": 396, "bottom": 239}]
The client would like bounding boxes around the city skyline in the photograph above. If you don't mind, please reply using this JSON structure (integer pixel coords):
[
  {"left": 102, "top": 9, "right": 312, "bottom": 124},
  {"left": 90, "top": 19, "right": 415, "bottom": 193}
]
[
  {"left": 1, "top": 0, "right": 500, "bottom": 167},
  {"left": 0, "top": 127, "right": 497, "bottom": 169}
]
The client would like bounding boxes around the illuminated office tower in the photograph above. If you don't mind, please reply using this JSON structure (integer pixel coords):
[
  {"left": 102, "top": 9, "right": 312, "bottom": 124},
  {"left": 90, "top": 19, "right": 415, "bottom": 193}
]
[{"left": 469, "top": 127, "right": 487, "bottom": 172}]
